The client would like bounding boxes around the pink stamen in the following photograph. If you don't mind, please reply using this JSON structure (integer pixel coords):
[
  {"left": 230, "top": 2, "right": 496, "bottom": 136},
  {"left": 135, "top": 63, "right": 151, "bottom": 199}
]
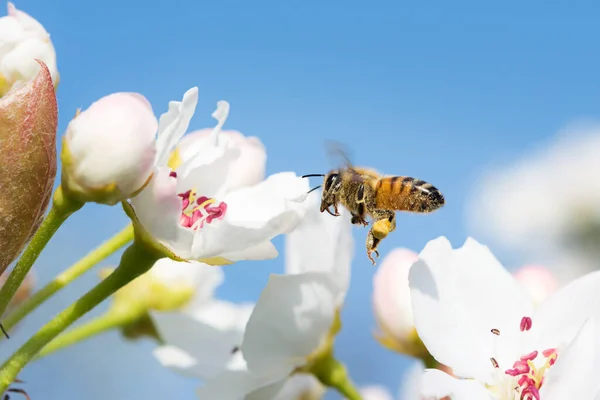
[
  {"left": 176, "top": 189, "right": 227, "bottom": 230},
  {"left": 520, "top": 351, "right": 538, "bottom": 362},
  {"left": 498, "top": 317, "right": 558, "bottom": 398},
  {"left": 169, "top": 171, "right": 177, "bottom": 178},
  {"left": 520, "top": 316, "right": 533, "bottom": 331}
]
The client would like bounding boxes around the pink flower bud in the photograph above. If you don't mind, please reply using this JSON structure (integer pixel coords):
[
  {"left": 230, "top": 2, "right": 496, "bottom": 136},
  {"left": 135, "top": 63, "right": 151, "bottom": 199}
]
[
  {"left": 0, "top": 60, "right": 57, "bottom": 275},
  {"left": 373, "top": 248, "right": 425, "bottom": 356},
  {"left": 513, "top": 264, "right": 559, "bottom": 305},
  {"left": 61, "top": 92, "right": 158, "bottom": 205}
]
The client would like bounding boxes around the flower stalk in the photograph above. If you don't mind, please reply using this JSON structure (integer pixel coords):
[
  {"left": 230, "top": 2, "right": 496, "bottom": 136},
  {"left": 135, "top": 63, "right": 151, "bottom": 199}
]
[
  {"left": 311, "top": 353, "right": 362, "bottom": 400},
  {"left": 1, "top": 224, "right": 133, "bottom": 333},
  {"left": 0, "top": 241, "right": 159, "bottom": 392},
  {"left": 0, "top": 186, "right": 83, "bottom": 324}
]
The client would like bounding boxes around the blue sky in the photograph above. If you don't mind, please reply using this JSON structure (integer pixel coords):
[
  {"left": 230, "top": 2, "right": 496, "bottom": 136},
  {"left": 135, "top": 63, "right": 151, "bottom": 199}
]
[{"left": 3, "top": 0, "right": 600, "bottom": 399}]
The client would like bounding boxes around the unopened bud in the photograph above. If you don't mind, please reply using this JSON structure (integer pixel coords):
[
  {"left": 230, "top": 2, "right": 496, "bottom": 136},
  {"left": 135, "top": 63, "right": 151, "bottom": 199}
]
[
  {"left": 373, "top": 248, "right": 429, "bottom": 358},
  {"left": 0, "top": 3, "right": 59, "bottom": 97},
  {"left": 0, "top": 60, "right": 57, "bottom": 275},
  {"left": 61, "top": 92, "right": 158, "bottom": 205}
]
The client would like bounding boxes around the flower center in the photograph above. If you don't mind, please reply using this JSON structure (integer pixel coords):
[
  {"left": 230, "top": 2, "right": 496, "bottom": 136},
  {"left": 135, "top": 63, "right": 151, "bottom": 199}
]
[
  {"left": 488, "top": 316, "right": 558, "bottom": 400},
  {"left": 177, "top": 188, "right": 227, "bottom": 230}
]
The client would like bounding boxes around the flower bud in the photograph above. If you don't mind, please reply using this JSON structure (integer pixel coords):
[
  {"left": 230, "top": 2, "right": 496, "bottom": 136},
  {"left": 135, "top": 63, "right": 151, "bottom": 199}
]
[
  {"left": 0, "top": 3, "right": 59, "bottom": 97},
  {"left": 513, "top": 264, "right": 559, "bottom": 305},
  {"left": 61, "top": 92, "right": 158, "bottom": 205},
  {"left": 373, "top": 248, "right": 427, "bottom": 357},
  {"left": 0, "top": 61, "right": 57, "bottom": 275}
]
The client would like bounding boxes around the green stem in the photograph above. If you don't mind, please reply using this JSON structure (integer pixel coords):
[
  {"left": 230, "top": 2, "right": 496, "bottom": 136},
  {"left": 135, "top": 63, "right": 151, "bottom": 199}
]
[
  {"left": 2, "top": 224, "right": 134, "bottom": 332},
  {"left": 0, "top": 186, "right": 82, "bottom": 322},
  {"left": 0, "top": 242, "right": 158, "bottom": 391},
  {"left": 312, "top": 354, "right": 362, "bottom": 400},
  {"left": 37, "top": 308, "right": 140, "bottom": 358}
]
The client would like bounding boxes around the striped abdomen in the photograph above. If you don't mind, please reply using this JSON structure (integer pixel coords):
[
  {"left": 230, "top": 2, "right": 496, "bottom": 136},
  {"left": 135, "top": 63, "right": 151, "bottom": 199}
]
[{"left": 374, "top": 176, "right": 445, "bottom": 213}]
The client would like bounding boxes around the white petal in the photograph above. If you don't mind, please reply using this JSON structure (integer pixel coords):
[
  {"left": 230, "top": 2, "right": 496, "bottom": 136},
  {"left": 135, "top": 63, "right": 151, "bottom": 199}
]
[
  {"left": 221, "top": 241, "right": 279, "bottom": 262},
  {"left": 360, "top": 385, "right": 394, "bottom": 400},
  {"left": 64, "top": 92, "right": 158, "bottom": 195},
  {"left": 155, "top": 87, "right": 198, "bottom": 166},
  {"left": 532, "top": 270, "right": 600, "bottom": 352},
  {"left": 210, "top": 100, "right": 230, "bottom": 144},
  {"left": 190, "top": 172, "right": 309, "bottom": 260},
  {"left": 540, "top": 317, "right": 597, "bottom": 400},
  {"left": 149, "top": 258, "right": 223, "bottom": 309},
  {"left": 409, "top": 237, "right": 532, "bottom": 382},
  {"left": 271, "top": 374, "right": 324, "bottom": 400},
  {"left": 7, "top": 3, "right": 48, "bottom": 37},
  {"left": 129, "top": 167, "right": 191, "bottom": 257},
  {"left": 197, "top": 368, "right": 290, "bottom": 400},
  {"left": 178, "top": 128, "right": 267, "bottom": 191},
  {"left": 0, "top": 37, "right": 57, "bottom": 85},
  {"left": 398, "top": 359, "right": 425, "bottom": 400},
  {"left": 285, "top": 191, "right": 353, "bottom": 303},
  {"left": 152, "top": 345, "right": 197, "bottom": 376},
  {"left": 150, "top": 300, "right": 250, "bottom": 380},
  {"left": 246, "top": 379, "right": 287, "bottom": 400},
  {"left": 421, "top": 369, "right": 493, "bottom": 400},
  {"left": 241, "top": 273, "right": 337, "bottom": 373}
]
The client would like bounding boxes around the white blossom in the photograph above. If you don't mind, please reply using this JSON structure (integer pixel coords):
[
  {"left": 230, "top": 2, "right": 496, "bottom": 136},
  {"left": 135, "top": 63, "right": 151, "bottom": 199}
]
[
  {"left": 409, "top": 237, "right": 600, "bottom": 399},
  {"left": 127, "top": 88, "right": 309, "bottom": 264}
]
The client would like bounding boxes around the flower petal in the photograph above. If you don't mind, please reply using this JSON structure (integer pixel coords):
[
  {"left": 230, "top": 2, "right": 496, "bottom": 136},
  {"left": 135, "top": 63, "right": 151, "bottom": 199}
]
[
  {"left": 285, "top": 191, "right": 354, "bottom": 303},
  {"left": 359, "top": 385, "right": 394, "bottom": 400},
  {"left": 179, "top": 128, "right": 267, "bottom": 192},
  {"left": 150, "top": 300, "right": 251, "bottom": 380},
  {"left": 190, "top": 172, "right": 309, "bottom": 260},
  {"left": 196, "top": 368, "right": 290, "bottom": 400},
  {"left": 221, "top": 241, "right": 279, "bottom": 262},
  {"left": 540, "top": 317, "right": 598, "bottom": 400},
  {"left": 420, "top": 369, "right": 493, "bottom": 400},
  {"left": 532, "top": 270, "right": 600, "bottom": 352},
  {"left": 129, "top": 167, "right": 191, "bottom": 257},
  {"left": 272, "top": 374, "right": 324, "bottom": 400},
  {"left": 155, "top": 87, "right": 198, "bottom": 167},
  {"left": 398, "top": 359, "right": 425, "bottom": 400},
  {"left": 409, "top": 237, "right": 532, "bottom": 382},
  {"left": 241, "top": 273, "right": 338, "bottom": 373},
  {"left": 149, "top": 258, "right": 223, "bottom": 310}
]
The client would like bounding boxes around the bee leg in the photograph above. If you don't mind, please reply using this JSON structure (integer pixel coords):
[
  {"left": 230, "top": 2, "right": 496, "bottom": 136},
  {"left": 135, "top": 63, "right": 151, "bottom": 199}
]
[
  {"left": 365, "top": 210, "right": 396, "bottom": 265},
  {"left": 351, "top": 213, "right": 368, "bottom": 226}
]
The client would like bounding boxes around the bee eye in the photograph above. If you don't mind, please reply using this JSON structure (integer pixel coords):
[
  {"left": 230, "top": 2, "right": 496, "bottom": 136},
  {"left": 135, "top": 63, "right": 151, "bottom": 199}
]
[{"left": 324, "top": 174, "right": 337, "bottom": 191}]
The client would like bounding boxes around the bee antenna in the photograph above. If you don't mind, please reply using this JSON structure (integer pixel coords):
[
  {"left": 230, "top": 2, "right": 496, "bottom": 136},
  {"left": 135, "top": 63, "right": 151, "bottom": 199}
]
[
  {"left": 307, "top": 185, "right": 322, "bottom": 194},
  {"left": 301, "top": 174, "right": 325, "bottom": 178}
]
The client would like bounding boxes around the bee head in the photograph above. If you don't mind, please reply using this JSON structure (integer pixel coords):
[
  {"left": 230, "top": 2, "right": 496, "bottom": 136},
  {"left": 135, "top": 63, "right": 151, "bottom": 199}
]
[{"left": 319, "top": 171, "right": 342, "bottom": 211}]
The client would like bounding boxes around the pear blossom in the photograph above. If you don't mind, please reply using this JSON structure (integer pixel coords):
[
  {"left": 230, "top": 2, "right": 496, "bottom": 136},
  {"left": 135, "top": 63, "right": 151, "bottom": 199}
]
[
  {"left": 0, "top": 3, "right": 58, "bottom": 97},
  {"left": 152, "top": 191, "right": 353, "bottom": 399},
  {"left": 467, "top": 127, "right": 600, "bottom": 281},
  {"left": 126, "top": 88, "right": 309, "bottom": 264},
  {"left": 372, "top": 248, "right": 427, "bottom": 357},
  {"left": 513, "top": 265, "right": 559, "bottom": 306},
  {"left": 409, "top": 237, "right": 600, "bottom": 399},
  {"left": 61, "top": 92, "right": 158, "bottom": 204}
]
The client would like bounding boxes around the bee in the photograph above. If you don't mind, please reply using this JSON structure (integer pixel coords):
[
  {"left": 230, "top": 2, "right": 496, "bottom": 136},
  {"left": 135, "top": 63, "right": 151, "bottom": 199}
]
[{"left": 303, "top": 148, "right": 445, "bottom": 265}]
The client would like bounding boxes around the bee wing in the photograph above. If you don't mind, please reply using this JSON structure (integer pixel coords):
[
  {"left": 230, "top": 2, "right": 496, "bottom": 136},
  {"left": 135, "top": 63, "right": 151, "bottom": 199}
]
[{"left": 325, "top": 140, "right": 355, "bottom": 170}]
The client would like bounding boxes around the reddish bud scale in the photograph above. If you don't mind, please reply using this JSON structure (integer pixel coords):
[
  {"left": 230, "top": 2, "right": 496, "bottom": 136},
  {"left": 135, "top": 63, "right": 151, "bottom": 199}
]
[{"left": 0, "top": 61, "right": 57, "bottom": 275}]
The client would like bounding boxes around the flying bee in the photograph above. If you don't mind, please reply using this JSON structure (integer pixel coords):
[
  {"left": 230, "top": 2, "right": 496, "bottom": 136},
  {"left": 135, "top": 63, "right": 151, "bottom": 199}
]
[{"left": 303, "top": 148, "right": 445, "bottom": 265}]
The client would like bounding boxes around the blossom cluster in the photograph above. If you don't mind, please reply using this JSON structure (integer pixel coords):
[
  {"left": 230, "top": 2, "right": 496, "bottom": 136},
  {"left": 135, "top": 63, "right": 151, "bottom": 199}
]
[{"left": 1, "top": 3, "right": 600, "bottom": 400}]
